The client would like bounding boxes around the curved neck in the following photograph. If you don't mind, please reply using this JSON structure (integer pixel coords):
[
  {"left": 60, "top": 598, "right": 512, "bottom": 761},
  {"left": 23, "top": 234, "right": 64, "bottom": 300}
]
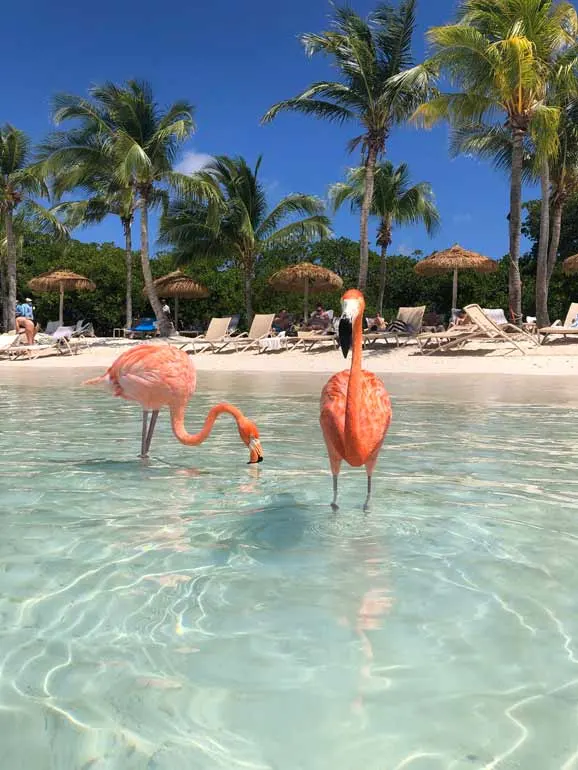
[
  {"left": 170, "top": 402, "right": 244, "bottom": 446},
  {"left": 345, "top": 312, "right": 364, "bottom": 447}
]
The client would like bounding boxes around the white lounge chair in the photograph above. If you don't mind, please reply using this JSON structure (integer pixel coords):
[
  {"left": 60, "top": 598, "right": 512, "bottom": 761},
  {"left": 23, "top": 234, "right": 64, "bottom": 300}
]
[
  {"left": 184, "top": 317, "right": 233, "bottom": 354},
  {"left": 417, "top": 303, "right": 537, "bottom": 355},
  {"left": 215, "top": 314, "right": 275, "bottom": 353},
  {"left": 539, "top": 303, "right": 578, "bottom": 344}
]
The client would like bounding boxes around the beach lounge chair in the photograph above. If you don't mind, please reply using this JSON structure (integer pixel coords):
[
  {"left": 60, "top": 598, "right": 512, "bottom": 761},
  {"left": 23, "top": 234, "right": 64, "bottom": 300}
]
[
  {"left": 417, "top": 303, "right": 536, "bottom": 355},
  {"left": 184, "top": 317, "right": 233, "bottom": 354},
  {"left": 364, "top": 306, "right": 426, "bottom": 348},
  {"left": 216, "top": 314, "right": 275, "bottom": 353},
  {"left": 539, "top": 303, "right": 578, "bottom": 344},
  {"left": 289, "top": 328, "right": 338, "bottom": 353},
  {"left": 2, "top": 331, "right": 75, "bottom": 360}
]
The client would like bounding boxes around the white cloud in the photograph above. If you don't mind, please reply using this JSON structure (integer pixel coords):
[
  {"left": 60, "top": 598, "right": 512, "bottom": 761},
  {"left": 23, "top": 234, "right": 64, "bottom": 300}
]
[
  {"left": 176, "top": 151, "right": 212, "bottom": 175},
  {"left": 397, "top": 243, "right": 412, "bottom": 256},
  {"left": 453, "top": 213, "right": 473, "bottom": 224}
]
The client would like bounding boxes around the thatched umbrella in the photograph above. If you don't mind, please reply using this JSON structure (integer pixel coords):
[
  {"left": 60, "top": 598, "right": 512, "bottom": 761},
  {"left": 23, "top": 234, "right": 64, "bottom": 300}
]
[
  {"left": 268, "top": 262, "right": 343, "bottom": 321},
  {"left": 414, "top": 244, "right": 498, "bottom": 310},
  {"left": 28, "top": 269, "right": 96, "bottom": 325},
  {"left": 145, "top": 270, "right": 209, "bottom": 328},
  {"left": 563, "top": 254, "right": 578, "bottom": 274}
]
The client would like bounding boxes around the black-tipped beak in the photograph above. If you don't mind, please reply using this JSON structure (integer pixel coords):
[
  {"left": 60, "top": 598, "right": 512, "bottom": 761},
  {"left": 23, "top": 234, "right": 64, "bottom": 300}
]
[{"left": 338, "top": 317, "right": 352, "bottom": 358}]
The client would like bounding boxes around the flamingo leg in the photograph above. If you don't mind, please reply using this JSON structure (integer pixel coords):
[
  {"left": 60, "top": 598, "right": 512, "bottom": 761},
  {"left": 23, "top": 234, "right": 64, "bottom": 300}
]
[
  {"left": 143, "top": 411, "right": 159, "bottom": 456},
  {"left": 363, "top": 476, "right": 372, "bottom": 513},
  {"left": 331, "top": 474, "right": 340, "bottom": 511},
  {"left": 140, "top": 411, "right": 150, "bottom": 458}
]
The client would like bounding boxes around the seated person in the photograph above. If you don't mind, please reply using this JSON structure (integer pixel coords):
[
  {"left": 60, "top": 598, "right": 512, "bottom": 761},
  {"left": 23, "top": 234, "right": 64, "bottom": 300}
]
[
  {"left": 368, "top": 313, "right": 386, "bottom": 332},
  {"left": 303, "top": 305, "right": 332, "bottom": 332},
  {"left": 451, "top": 309, "right": 471, "bottom": 327},
  {"left": 273, "top": 309, "right": 292, "bottom": 333}
]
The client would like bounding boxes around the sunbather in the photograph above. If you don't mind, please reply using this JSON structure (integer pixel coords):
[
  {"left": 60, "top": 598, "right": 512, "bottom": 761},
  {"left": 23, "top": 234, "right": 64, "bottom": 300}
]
[{"left": 15, "top": 316, "right": 36, "bottom": 345}]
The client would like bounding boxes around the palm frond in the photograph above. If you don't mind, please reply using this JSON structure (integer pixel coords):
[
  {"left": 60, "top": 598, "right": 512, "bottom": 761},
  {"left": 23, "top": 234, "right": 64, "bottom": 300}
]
[
  {"left": 262, "top": 215, "right": 332, "bottom": 248},
  {"left": 257, "top": 194, "right": 326, "bottom": 238},
  {"left": 262, "top": 97, "right": 354, "bottom": 125}
]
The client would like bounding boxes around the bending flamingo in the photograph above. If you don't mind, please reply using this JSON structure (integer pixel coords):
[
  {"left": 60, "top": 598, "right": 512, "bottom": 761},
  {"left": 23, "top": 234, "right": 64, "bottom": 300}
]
[
  {"left": 84, "top": 344, "right": 264, "bottom": 463},
  {"left": 320, "top": 289, "right": 392, "bottom": 510}
]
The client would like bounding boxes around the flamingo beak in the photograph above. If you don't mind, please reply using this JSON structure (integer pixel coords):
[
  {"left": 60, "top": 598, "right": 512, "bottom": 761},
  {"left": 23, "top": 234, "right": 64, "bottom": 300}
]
[
  {"left": 248, "top": 438, "right": 264, "bottom": 464},
  {"left": 338, "top": 317, "right": 352, "bottom": 358}
]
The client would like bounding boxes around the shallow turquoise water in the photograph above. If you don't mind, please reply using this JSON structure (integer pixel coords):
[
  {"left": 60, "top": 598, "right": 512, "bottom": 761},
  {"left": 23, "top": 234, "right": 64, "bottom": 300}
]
[{"left": 1, "top": 371, "right": 578, "bottom": 769}]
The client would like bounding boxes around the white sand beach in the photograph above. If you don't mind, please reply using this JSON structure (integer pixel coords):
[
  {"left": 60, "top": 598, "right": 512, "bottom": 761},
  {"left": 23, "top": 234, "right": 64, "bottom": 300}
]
[{"left": 3, "top": 336, "right": 578, "bottom": 378}]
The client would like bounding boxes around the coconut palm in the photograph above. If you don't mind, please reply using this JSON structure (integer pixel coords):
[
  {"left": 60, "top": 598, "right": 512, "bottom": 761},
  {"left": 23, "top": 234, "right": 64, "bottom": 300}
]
[
  {"left": 44, "top": 80, "right": 212, "bottom": 336},
  {"left": 262, "top": 0, "right": 430, "bottom": 293},
  {"left": 398, "top": 0, "right": 578, "bottom": 323},
  {"left": 330, "top": 161, "right": 440, "bottom": 314},
  {"left": 159, "top": 155, "right": 332, "bottom": 322},
  {"left": 0, "top": 125, "right": 68, "bottom": 331},
  {"left": 452, "top": 93, "right": 578, "bottom": 326}
]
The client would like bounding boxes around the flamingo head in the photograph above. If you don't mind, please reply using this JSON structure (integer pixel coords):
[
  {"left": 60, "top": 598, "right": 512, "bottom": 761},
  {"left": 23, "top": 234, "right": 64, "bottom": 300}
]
[
  {"left": 339, "top": 289, "right": 365, "bottom": 358},
  {"left": 238, "top": 418, "right": 264, "bottom": 464}
]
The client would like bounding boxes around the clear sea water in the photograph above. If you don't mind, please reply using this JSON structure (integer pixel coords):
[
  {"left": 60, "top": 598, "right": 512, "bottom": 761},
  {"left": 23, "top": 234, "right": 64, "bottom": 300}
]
[{"left": 1, "top": 369, "right": 578, "bottom": 769}]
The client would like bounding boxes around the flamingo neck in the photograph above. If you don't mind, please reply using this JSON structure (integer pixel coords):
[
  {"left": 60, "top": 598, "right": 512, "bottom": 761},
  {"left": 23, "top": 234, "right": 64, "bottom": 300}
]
[
  {"left": 345, "top": 313, "right": 364, "bottom": 451},
  {"left": 170, "top": 402, "right": 244, "bottom": 446}
]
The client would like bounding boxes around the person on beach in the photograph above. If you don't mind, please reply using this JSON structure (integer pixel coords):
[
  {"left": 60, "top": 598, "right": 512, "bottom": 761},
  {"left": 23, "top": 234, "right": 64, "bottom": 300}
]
[
  {"left": 273, "top": 310, "right": 292, "bottom": 333},
  {"left": 15, "top": 316, "right": 36, "bottom": 345},
  {"left": 304, "top": 305, "right": 332, "bottom": 332},
  {"left": 16, "top": 298, "right": 34, "bottom": 321}
]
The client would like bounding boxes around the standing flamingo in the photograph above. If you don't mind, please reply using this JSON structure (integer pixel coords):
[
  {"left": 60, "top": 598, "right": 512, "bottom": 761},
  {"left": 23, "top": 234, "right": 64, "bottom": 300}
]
[
  {"left": 320, "top": 289, "right": 392, "bottom": 510},
  {"left": 84, "top": 344, "right": 264, "bottom": 463}
]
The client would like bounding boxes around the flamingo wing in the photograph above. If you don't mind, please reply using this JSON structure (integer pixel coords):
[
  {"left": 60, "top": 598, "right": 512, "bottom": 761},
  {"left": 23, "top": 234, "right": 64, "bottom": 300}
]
[{"left": 358, "top": 372, "right": 392, "bottom": 459}]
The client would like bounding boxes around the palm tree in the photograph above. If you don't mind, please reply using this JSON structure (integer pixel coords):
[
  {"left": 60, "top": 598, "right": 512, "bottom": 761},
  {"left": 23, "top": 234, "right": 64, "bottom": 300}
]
[
  {"left": 398, "top": 0, "right": 577, "bottom": 323},
  {"left": 159, "top": 155, "right": 332, "bottom": 322},
  {"left": 262, "top": 0, "right": 429, "bottom": 293},
  {"left": 0, "top": 125, "right": 68, "bottom": 331},
  {"left": 44, "top": 80, "right": 210, "bottom": 336},
  {"left": 452, "top": 95, "right": 578, "bottom": 327},
  {"left": 330, "top": 161, "right": 440, "bottom": 314}
]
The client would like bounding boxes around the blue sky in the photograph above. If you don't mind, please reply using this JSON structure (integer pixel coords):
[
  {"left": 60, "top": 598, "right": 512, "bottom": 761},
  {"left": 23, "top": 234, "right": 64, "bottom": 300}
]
[{"left": 6, "top": 0, "right": 536, "bottom": 259}]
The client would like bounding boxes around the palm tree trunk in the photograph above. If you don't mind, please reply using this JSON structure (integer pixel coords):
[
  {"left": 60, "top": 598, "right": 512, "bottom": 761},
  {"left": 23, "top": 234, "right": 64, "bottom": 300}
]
[
  {"left": 244, "top": 269, "right": 253, "bottom": 326},
  {"left": 122, "top": 217, "right": 133, "bottom": 330},
  {"left": 0, "top": 251, "right": 7, "bottom": 331},
  {"left": 535, "top": 159, "right": 551, "bottom": 328},
  {"left": 376, "top": 216, "right": 391, "bottom": 316},
  {"left": 508, "top": 128, "right": 524, "bottom": 325},
  {"left": 4, "top": 209, "right": 17, "bottom": 332},
  {"left": 377, "top": 244, "right": 388, "bottom": 316},
  {"left": 358, "top": 142, "right": 378, "bottom": 292},
  {"left": 547, "top": 193, "right": 564, "bottom": 285},
  {"left": 139, "top": 193, "right": 171, "bottom": 337}
]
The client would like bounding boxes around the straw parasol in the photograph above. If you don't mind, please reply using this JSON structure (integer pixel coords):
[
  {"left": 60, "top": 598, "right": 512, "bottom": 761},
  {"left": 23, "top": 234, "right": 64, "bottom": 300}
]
[
  {"left": 563, "top": 254, "right": 578, "bottom": 274},
  {"left": 28, "top": 269, "right": 96, "bottom": 325},
  {"left": 268, "top": 262, "right": 343, "bottom": 321},
  {"left": 145, "top": 270, "right": 209, "bottom": 328},
  {"left": 414, "top": 244, "right": 498, "bottom": 310}
]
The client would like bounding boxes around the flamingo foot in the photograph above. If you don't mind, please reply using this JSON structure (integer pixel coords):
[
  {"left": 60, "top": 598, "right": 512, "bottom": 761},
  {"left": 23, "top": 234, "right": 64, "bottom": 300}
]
[{"left": 331, "top": 502, "right": 340, "bottom": 512}]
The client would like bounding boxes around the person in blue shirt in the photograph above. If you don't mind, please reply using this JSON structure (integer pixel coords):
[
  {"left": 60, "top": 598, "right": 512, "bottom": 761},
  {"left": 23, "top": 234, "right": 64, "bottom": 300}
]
[{"left": 19, "top": 298, "right": 34, "bottom": 320}]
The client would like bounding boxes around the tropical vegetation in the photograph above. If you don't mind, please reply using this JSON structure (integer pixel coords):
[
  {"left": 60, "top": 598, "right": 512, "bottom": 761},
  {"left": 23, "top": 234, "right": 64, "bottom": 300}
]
[
  {"left": 159, "top": 155, "right": 331, "bottom": 321},
  {"left": 39, "top": 80, "right": 216, "bottom": 336},
  {"left": 329, "top": 161, "right": 439, "bottom": 314},
  {"left": 262, "top": 0, "right": 429, "bottom": 293},
  {"left": 4, "top": 0, "right": 578, "bottom": 336}
]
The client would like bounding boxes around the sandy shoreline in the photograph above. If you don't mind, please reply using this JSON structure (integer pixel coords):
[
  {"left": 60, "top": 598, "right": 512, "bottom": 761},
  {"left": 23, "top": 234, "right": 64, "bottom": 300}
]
[{"left": 2, "top": 336, "right": 578, "bottom": 378}]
